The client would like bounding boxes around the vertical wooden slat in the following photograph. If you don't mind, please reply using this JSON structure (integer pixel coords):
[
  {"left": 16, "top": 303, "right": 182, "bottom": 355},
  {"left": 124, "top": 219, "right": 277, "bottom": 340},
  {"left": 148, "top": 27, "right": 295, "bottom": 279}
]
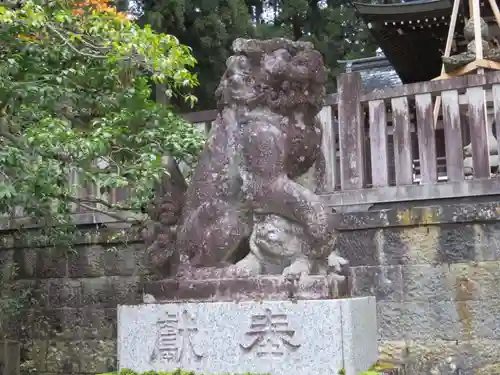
[
  {"left": 195, "top": 121, "right": 210, "bottom": 136},
  {"left": 492, "top": 84, "right": 500, "bottom": 156},
  {"left": 338, "top": 72, "right": 364, "bottom": 190},
  {"left": 368, "top": 100, "right": 389, "bottom": 187},
  {"left": 415, "top": 93, "right": 438, "bottom": 183},
  {"left": 441, "top": 90, "right": 464, "bottom": 181},
  {"left": 391, "top": 97, "right": 413, "bottom": 185},
  {"left": 68, "top": 168, "right": 78, "bottom": 213},
  {"left": 467, "top": 86, "right": 490, "bottom": 178},
  {"left": 318, "top": 105, "right": 336, "bottom": 191}
]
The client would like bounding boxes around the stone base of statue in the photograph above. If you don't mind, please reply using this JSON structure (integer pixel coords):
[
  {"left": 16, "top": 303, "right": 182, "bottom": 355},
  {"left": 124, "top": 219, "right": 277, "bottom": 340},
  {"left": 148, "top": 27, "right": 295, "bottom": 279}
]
[
  {"left": 127, "top": 36, "right": 379, "bottom": 375},
  {"left": 142, "top": 270, "right": 351, "bottom": 302},
  {"left": 117, "top": 274, "right": 378, "bottom": 375}
]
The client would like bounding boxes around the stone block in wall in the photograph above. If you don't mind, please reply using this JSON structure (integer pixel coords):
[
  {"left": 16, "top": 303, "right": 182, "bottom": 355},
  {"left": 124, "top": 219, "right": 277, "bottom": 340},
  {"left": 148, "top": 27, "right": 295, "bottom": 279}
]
[
  {"left": 45, "top": 339, "right": 116, "bottom": 374},
  {"left": 12, "top": 247, "right": 67, "bottom": 279},
  {"left": 36, "top": 248, "right": 68, "bottom": 279},
  {"left": 81, "top": 276, "right": 141, "bottom": 307},
  {"left": 101, "top": 243, "right": 148, "bottom": 277},
  {"left": 449, "top": 261, "right": 500, "bottom": 301},
  {"left": 68, "top": 245, "right": 106, "bottom": 278},
  {"left": 46, "top": 340, "right": 80, "bottom": 373},
  {"left": 78, "top": 340, "right": 116, "bottom": 374},
  {"left": 336, "top": 226, "right": 440, "bottom": 267},
  {"left": 47, "top": 279, "right": 82, "bottom": 308},
  {"left": 33, "top": 309, "right": 64, "bottom": 339},
  {"left": 377, "top": 298, "right": 500, "bottom": 342},
  {"left": 350, "top": 265, "right": 403, "bottom": 301},
  {"left": 0, "top": 341, "right": 20, "bottom": 375},
  {"left": 402, "top": 264, "right": 455, "bottom": 302},
  {"left": 0, "top": 250, "right": 14, "bottom": 280},
  {"left": 402, "top": 261, "right": 500, "bottom": 303},
  {"left": 379, "top": 339, "right": 500, "bottom": 375},
  {"left": 32, "top": 308, "right": 116, "bottom": 340},
  {"left": 337, "top": 220, "right": 500, "bottom": 269},
  {"left": 23, "top": 339, "right": 48, "bottom": 373},
  {"left": 12, "top": 248, "right": 36, "bottom": 279},
  {"left": 64, "top": 308, "right": 116, "bottom": 340}
]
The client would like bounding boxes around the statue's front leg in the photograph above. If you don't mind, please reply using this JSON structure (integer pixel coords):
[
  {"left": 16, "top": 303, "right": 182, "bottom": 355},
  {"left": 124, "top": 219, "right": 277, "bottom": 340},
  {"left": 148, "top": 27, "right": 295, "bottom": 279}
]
[
  {"left": 241, "top": 123, "right": 334, "bottom": 253},
  {"left": 283, "top": 256, "right": 311, "bottom": 277},
  {"left": 255, "top": 175, "right": 334, "bottom": 250}
]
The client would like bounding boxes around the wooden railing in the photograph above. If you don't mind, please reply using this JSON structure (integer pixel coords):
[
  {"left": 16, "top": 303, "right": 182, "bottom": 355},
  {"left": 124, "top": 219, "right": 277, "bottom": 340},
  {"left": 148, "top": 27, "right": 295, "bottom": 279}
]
[
  {"left": 9, "top": 70, "right": 500, "bottom": 225},
  {"left": 184, "top": 71, "right": 500, "bottom": 209}
]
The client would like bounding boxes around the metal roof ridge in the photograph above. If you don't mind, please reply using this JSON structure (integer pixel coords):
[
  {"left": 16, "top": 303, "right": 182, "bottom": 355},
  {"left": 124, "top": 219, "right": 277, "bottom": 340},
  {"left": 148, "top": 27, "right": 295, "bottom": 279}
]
[{"left": 338, "top": 55, "right": 389, "bottom": 64}]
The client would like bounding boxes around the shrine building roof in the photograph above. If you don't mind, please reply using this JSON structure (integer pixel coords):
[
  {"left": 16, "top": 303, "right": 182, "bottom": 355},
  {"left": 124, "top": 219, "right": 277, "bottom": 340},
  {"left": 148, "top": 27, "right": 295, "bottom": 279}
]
[
  {"left": 338, "top": 53, "right": 402, "bottom": 92},
  {"left": 349, "top": 0, "right": 500, "bottom": 82}
]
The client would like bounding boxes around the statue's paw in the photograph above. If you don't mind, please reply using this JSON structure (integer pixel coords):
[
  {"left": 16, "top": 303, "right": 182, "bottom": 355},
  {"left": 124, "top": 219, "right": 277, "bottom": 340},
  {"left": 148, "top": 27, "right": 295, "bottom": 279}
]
[
  {"left": 227, "top": 253, "right": 262, "bottom": 277},
  {"left": 283, "top": 258, "right": 311, "bottom": 278},
  {"left": 226, "top": 264, "right": 259, "bottom": 278},
  {"left": 327, "top": 251, "right": 348, "bottom": 273},
  {"left": 327, "top": 272, "right": 346, "bottom": 285}
]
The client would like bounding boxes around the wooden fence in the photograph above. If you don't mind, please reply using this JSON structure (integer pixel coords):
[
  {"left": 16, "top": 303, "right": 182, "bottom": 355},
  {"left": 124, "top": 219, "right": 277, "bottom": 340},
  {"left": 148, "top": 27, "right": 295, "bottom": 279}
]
[
  {"left": 185, "top": 71, "right": 500, "bottom": 209},
  {"left": 9, "top": 70, "right": 500, "bottom": 224}
]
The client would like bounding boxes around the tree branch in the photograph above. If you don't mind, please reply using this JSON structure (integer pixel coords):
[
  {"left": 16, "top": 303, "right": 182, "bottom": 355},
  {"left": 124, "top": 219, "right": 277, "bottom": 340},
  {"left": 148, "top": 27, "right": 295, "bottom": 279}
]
[
  {"left": 66, "top": 196, "right": 145, "bottom": 222},
  {"left": 70, "top": 195, "right": 138, "bottom": 211},
  {"left": 45, "top": 23, "right": 110, "bottom": 59}
]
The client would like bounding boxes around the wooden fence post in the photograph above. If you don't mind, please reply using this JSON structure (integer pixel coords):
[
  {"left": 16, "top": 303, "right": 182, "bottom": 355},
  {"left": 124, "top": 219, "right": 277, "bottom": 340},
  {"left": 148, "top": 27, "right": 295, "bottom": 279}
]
[
  {"left": 317, "top": 105, "right": 336, "bottom": 192},
  {"left": 337, "top": 72, "right": 364, "bottom": 190}
]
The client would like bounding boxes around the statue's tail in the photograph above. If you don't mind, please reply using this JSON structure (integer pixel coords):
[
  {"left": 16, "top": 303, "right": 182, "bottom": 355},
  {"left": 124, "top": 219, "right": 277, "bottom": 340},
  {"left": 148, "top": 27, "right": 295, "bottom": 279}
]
[{"left": 143, "top": 156, "right": 187, "bottom": 276}]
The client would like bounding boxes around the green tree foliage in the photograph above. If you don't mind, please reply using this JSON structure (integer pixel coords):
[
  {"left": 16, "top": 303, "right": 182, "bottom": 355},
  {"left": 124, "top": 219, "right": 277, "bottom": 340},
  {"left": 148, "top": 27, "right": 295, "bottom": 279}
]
[
  {"left": 0, "top": 0, "right": 205, "bottom": 243},
  {"left": 138, "top": 0, "right": 254, "bottom": 110},
  {"left": 137, "top": 0, "right": 378, "bottom": 108},
  {"left": 250, "top": 0, "right": 378, "bottom": 93}
]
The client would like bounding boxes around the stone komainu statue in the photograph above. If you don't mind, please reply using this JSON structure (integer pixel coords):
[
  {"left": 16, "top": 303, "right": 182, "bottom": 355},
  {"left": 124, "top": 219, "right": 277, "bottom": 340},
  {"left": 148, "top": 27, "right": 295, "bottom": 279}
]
[{"left": 146, "top": 38, "right": 346, "bottom": 279}]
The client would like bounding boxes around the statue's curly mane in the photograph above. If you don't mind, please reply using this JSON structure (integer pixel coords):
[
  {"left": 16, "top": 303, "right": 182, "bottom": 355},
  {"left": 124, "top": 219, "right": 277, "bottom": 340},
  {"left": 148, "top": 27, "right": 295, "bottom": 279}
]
[{"left": 215, "top": 38, "right": 328, "bottom": 114}]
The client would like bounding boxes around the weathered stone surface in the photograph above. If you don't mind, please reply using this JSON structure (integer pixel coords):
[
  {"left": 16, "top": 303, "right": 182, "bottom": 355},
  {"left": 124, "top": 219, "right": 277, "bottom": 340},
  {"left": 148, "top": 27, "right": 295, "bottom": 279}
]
[
  {"left": 31, "top": 308, "right": 116, "bottom": 340},
  {"left": 13, "top": 248, "right": 37, "bottom": 279},
  {"left": 48, "top": 279, "right": 82, "bottom": 308},
  {"left": 68, "top": 245, "right": 106, "bottom": 278},
  {"left": 377, "top": 299, "right": 500, "bottom": 342},
  {"left": 118, "top": 297, "right": 377, "bottom": 375},
  {"left": 78, "top": 340, "right": 116, "bottom": 373},
  {"left": 0, "top": 341, "right": 21, "bottom": 375},
  {"left": 24, "top": 339, "right": 48, "bottom": 372},
  {"left": 337, "top": 222, "right": 500, "bottom": 267},
  {"left": 9, "top": 200, "right": 500, "bottom": 375},
  {"left": 80, "top": 276, "right": 141, "bottom": 307},
  {"left": 142, "top": 275, "right": 346, "bottom": 302},
  {"left": 335, "top": 202, "right": 500, "bottom": 229},
  {"left": 146, "top": 38, "right": 341, "bottom": 283},
  {"left": 400, "top": 262, "right": 500, "bottom": 303},
  {"left": 101, "top": 244, "right": 146, "bottom": 276},
  {"left": 36, "top": 248, "right": 68, "bottom": 279},
  {"left": 350, "top": 265, "right": 403, "bottom": 301},
  {"left": 379, "top": 339, "right": 500, "bottom": 375},
  {"left": 45, "top": 339, "right": 116, "bottom": 373},
  {"left": 402, "top": 264, "right": 454, "bottom": 302},
  {"left": 46, "top": 340, "right": 79, "bottom": 373}
]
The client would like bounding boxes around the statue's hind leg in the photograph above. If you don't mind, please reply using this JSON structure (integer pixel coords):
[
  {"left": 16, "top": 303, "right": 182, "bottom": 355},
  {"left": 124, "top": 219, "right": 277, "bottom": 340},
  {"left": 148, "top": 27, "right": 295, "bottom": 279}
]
[{"left": 175, "top": 200, "right": 252, "bottom": 272}]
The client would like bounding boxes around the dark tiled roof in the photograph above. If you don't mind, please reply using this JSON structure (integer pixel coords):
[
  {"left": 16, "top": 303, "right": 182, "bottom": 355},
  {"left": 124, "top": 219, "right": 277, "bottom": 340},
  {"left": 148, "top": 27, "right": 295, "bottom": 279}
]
[
  {"left": 352, "top": 0, "right": 463, "bottom": 83},
  {"left": 338, "top": 55, "right": 402, "bottom": 92}
]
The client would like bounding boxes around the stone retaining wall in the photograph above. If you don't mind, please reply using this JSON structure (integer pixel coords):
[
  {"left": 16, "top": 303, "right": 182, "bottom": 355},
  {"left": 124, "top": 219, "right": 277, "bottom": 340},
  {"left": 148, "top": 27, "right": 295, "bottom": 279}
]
[
  {"left": 3, "top": 200, "right": 500, "bottom": 374},
  {"left": 0, "top": 225, "right": 147, "bottom": 375},
  {"left": 337, "top": 201, "right": 500, "bottom": 375}
]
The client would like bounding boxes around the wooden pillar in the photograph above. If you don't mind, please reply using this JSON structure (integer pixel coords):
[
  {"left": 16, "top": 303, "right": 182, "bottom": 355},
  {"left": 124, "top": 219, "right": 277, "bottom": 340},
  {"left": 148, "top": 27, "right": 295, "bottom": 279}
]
[{"left": 337, "top": 72, "right": 364, "bottom": 190}]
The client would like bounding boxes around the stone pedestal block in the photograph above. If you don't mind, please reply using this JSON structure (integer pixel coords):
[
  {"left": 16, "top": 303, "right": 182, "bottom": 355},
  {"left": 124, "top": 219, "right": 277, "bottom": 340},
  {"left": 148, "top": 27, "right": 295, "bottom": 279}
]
[
  {"left": 118, "top": 297, "right": 377, "bottom": 375},
  {"left": 142, "top": 275, "right": 351, "bottom": 303}
]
